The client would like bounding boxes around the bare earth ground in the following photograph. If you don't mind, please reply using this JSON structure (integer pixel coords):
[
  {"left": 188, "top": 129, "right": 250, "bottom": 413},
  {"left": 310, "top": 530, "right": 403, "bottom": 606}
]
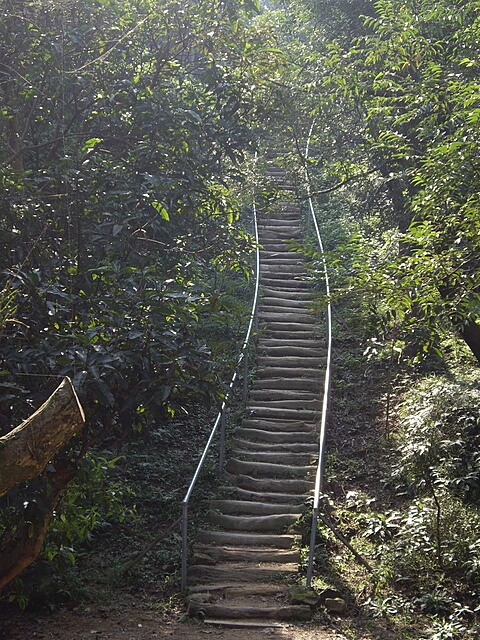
[{"left": 1, "top": 605, "right": 355, "bottom": 640}]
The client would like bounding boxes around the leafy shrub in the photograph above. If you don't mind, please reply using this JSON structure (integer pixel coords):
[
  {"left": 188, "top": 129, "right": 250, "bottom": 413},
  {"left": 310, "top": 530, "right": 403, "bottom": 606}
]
[{"left": 393, "top": 377, "right": 480, "bottom": 503}]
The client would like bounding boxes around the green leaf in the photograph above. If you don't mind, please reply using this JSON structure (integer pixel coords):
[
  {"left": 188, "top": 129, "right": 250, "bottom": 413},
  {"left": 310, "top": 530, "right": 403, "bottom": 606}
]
[
  {"left": 152, "top": 201, "right": 170, "bottom": 221},
  {"left": 82, "top": 137, "right": 102, "bottom": 152}
]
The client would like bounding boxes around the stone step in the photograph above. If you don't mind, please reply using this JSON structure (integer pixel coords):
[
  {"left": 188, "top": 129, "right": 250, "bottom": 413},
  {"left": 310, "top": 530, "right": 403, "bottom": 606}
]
[
  {"left": 225, "top": 473, "right": 314, "bottom": 495},
  {"left": 226, "top": 458, "right": 315, "bottom": 479},
  {"left": 188, "top": 602, "right": 311, "bottom": 622},
  {"left": 232, "top": 437, "right": 318, "bottom": 454},
  {"left": 258, "top": 346, "right": 325, "bottom": 358},
  {"left": 188, "top": 582, "right": 287, "bottom": 598},
  {"left": 259, "top": 298, "right": 313, "bottom": 310},
  {"left": 256, "top": 366, "right": 320, "bottom": 378},
  {"left": 248, "top": 406, "right": 318, "bottom": 421},
  {"left": 259, "top": 230, "right": 302, "bottom": 241},
  {"left": 193, "top": 544, "right": 300, "bottom": 564},
  {"left": 249, "top": 388, "right": 318, "bottom": 401},
  {"left": 251, "top": 377, "right": 321, "bottom": 392},
  {"left": 188, "top": 563, "right": 299, "bottom": 585},
  {"left": 259, "top": 337, "right": 324, "bottom": 347},
  {"left": 259, "top": 219, "right": 301, "bottom": 228},
  {"left": 210, "top": 499, "right": 305, "bottom": 516},
  {"left": 249, "top": 399, "right": 320, "bottom": 412},
  {"left": 258, "top": 306, "right": 313, "bottom": 318},
  {"left": 261, "top": 287, "right": 314, "bottom": 300},
  {"left": 260, "top": 278, "right": 311, "bottom": 289},
  {"left": 260, "top": 248, "right": 304, "bottom": 257},
  {"left": 241, "top": 418, "right": 314, "bottom": 432},
  {"left": 232, "top": 450, "right": 316, "bottom": 466},
  {"left": 207, "top": 510, "right": 300, "bottom": 533},
  {"left": 196, "top": 529, "right": 300, "bottom": 548},
  {"left": 258, "top": 243, "right": 301, "bottom": 253},
  {"left": 235, "top": 428, "right": 316, "bottom": 445},
  {"left": 228, "top": 486, "right": 311, "bottom": 504},
  {"left": 261, "top": 258, "right": 306, "bottom": 268},
  {"left": 257, "top": 356, "right": 324, "bottom": 368},
  {"left": 261, "top": 326, "right": 320, "bottom": 338}
]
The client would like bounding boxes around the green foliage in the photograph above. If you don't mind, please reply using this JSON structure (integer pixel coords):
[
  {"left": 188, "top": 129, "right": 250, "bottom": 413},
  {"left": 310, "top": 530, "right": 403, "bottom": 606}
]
[
  {"left": 0, "top": 0, "right": 269, "bottom": 595},
  {"left": 43, "top": 452, "right": 135, "bottom": 568},
  {"left": 394, "top": 378, "right": 480, "bottom": 503}
]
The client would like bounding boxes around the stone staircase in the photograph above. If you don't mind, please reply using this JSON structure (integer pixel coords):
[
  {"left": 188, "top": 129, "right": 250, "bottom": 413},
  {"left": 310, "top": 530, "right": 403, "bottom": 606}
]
[{"left": 186, "top": 156, "right": 325, "bottom": 628}]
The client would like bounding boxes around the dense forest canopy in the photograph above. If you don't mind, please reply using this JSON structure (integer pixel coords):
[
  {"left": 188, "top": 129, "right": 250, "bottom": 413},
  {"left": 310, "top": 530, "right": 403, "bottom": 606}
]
[{"left": 1, "top": 0, "right": 480, "bottom": 636}]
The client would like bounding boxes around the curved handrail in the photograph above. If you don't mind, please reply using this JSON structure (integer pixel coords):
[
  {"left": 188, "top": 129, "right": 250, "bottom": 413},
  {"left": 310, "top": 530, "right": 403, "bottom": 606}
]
[
  {"left": 304, "top": 123, "right": 333, "bottom": 587},
  {"left": 181, "top": 185, "right": 260, "bottom": 590}
]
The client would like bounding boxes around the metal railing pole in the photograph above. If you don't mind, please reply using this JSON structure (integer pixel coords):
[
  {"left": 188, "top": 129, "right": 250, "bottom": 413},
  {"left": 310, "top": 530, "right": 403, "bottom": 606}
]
[
  {"left": 242, "top": 353, "right": 248, "bottom": 404},
  {"left": 219, "top": 409, "right": 226, "bottom": 475},
  {"left": 306, "top": 506, "right": 319, "bottom": 585},
  {"left": 181, "top": 502, "right": 188, "bottom": 591},
  {"left": 303, "top": 122, "right": 333, "bottom": 587}
]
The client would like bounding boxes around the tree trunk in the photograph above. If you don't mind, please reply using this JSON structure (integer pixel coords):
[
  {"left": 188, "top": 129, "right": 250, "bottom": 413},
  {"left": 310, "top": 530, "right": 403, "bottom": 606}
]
[
  {"left": 0, "top": 377, "right": 85, "bottom": 497},
  {"left": 459, "top": 319, "right": 480, "bottom": 365}
]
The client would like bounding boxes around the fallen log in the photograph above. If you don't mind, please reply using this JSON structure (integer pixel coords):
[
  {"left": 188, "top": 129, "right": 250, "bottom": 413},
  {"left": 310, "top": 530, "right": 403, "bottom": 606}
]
[{"left": 0, "top": 377, "right": 85, "bottom": 497}]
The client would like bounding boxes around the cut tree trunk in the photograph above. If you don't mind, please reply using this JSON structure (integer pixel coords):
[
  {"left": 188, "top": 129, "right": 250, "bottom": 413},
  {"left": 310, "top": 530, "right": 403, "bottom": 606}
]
[
  {"left": 0, "top": 377, "right": 85, "bottom": 497},
  {"left": 0, "top": 377, "right": 85, "bottom": 592}
]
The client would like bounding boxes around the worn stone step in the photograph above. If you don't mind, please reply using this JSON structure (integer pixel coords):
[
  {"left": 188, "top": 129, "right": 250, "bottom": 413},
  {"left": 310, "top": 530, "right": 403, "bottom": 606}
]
[
  {"left": 226, "top": 458, "right": 315, "bottom": 479},
  {"left": 261, "top": 257, "right": 306, "bottom": 266},
  {"left": 260, "top": 249, "right": 304, "bottom": 258},
  {"left": 210, "top": 499, "right": 305, "bottom": 516},
  {"left": 249, "top": 400, "right": 320, "bottom": 413},
  {"left": 207, "top": 510, "right": 300, "bottom": 533},
  {"left": 258, "top": 307, "right": 313, "bottom": 319},
  {"left": 258, "top": 308, "right": 318, "bottom": 324},
  {"left": 232, "top": 437, "right": 318, "bottom": 454},
  {"left": 261, "top": 326, "right": 320, "bottom": 338},
  {"left": 188, "top": 582, "right": 287, "bottom": 597},
  {"left": 188, "top": 563, "right": 298, "bottom": 585},
  {"left": 188, "top": 602, "right": 311, "bottom": 622},
  {"left": 258, "top": 347, "right": 325, "bottom": 359},
  {"left": 226, "top": 473, "right": 314, "bottom": 495},
  {"left": 256, "top": 366, "right": 319, "bottom": 379},
  {"left": 258, "top": 333, "right": 326, "bottom": 353},
  {"left": 248, "top": 406, "right": 318, "bottom": 422},
  {"left": 241, "top": 418, "right": 314, "bottom": 432},
  {"left": 259, "top": 238, "right": 300, "bottom": 247},
  {"left": 193, "top": 545, "right": 300, "bottom": 564},
  {"left": 235, "top": 428, "right": 316, "bottom": 445},
  {"left": 250, "top": 388, "right": 318, "bottom": 401},
  {"left": 228, "top": 486, "right": 310, "bottom": 504},
  {"left": 259, "top": 219, "right": 301, "bottom": 228},
  {"left": 251, "top": 379, "right": 321, "bottom": 393},
  {"left": 232, "top": 450, "right": 316, "bottom": 466},
  {"left": 257, "top": 356, "right": 324, "bottom": 369},
  {"left": 261, "top": 278, "right": 311, "bottom": 289},
  {"left": 261, "top": 287, "right": 314, "bottom": 300},
  {"left": 203, "top": 620, "right": 283, "bottom": 629},
  {"left": 259, "top": 231, "right": 302, "bottom": 241},
  {"left": 259, "top": 300, "right": 313, "bottom": 312},
  {"left": 196, "top": 529, "right": 300, "bottom": 548}
]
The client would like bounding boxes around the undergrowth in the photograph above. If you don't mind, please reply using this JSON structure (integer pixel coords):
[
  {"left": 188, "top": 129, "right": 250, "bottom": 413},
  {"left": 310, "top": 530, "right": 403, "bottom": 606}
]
[{"left": 306, "top": 300, "right": 480, "bottom": 639}]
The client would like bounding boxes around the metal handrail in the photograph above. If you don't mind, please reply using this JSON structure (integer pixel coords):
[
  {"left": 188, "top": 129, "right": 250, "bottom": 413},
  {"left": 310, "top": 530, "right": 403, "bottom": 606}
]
[
  {"left": 304, "top": 125, "right": 333, "bottom": 587},
  {"left": 181, "top": 194, "right": 260, "bottom": 590}
]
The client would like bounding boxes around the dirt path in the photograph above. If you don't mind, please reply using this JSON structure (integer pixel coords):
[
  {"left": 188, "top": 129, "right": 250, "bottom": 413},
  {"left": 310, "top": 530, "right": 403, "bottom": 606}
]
[{"left": 2, "top": 606, "right": 354, "bottom": 640}]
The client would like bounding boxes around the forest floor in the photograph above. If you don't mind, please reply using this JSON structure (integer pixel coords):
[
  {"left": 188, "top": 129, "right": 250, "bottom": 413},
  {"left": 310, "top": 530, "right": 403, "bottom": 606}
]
[{"left": 2, "top": 598, "right": 409, "bottom": 640}]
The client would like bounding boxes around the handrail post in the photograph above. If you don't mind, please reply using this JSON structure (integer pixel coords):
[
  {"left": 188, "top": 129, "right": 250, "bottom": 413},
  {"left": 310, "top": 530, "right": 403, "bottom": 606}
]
[
  {"left": 181, "top": 501, "right": 188, "bottom": 591},
  {"left": 306, "top": 506, "right": 319, "bottom": 587},
  {"left": 242, "top": 353, "right": 248, "bottom": 404},
  {"left": 219, "top": 408, "right": 226, "bottom": 475},
  {"left": 303, "top": 121, "right": 333, "bottom": 588}
]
